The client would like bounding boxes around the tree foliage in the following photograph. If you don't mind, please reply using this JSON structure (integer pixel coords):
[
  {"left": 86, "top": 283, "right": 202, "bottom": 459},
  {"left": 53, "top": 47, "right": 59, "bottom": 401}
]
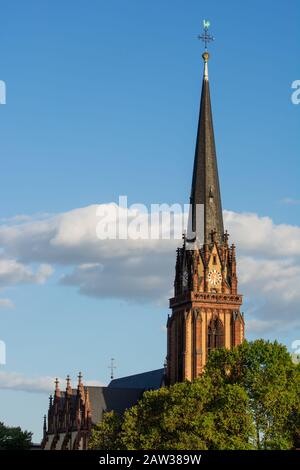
[
  {"left": 0, "top": 422, "right": 32, "bottom": 450},
  {"left": 89, "top": 340, "right": 300, "bottom": 450},
  {"left": 89, "top": 411, "right": 123, "bottom": 450},
  {"left": 120, "top": 378, "right": 253, "bottom": 450},
  {"left": 205, "top": 339, "right": 300, "bottom": 449}
]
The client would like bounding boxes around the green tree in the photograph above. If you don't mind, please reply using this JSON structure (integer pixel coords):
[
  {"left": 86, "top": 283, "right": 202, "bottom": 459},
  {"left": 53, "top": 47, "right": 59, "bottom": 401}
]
[
  {"left": 89, "top": 340, "right": 300, "bottom": 450},
  {"left": 90, "top": 378, "right": 253, "bottom": 450},
  {"left": 89, "top": 411, "right": 123, "bottom": 450},
  {"left": 0, "top": 422, "right": 32, "bottom": 450},
  {"left": 205, "top": 340, "right": 300, "bottom": 449},
  {"left": 122, "top": 378, "right": 253, "bottom": 450}
]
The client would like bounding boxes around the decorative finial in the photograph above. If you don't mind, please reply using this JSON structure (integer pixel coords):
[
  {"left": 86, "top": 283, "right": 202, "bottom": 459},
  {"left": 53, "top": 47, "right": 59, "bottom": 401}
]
[
  {"left": 66, "top": 374, "right": 72, "bottom": 392},
  {"left": 202, "top": 51, "right": 210, "bottom": 62},
  {"left": 198, "top": 20, "right": 214, "bottom": 51},
  {"left": 43, "top": 415, "right": 47, "bottom": 437},
  {"left": 77, "top": 371, "right": 82, "bottom": 386},
  {"left": 54, "top": 378, "right": 60, "bottom": 398},
  {"left": 198, "top": 20, "right": 214, "bottom": 81},
  {"left": 223, "top": 230, "right": 229, "bottom": 243},
  {"left": 108, "top": 358, "right": 116, "bottom": 380}
]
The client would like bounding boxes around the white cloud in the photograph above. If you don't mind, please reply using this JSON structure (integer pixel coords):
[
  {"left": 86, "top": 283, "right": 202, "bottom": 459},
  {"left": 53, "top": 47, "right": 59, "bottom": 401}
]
[
  {"left": 238, "top": 256, "right": 300, "bottom": 334},
  {"left": 239, "top": 256, "right": 300, "bottom": 303},
  {"left": 246, "top": 319, "right": 271, "bottom": 334},
  {"left": 85, "top": 380, "right": 105, "bottom": 387},
  {"left": 281, "top": 197, "right": 300, "bottom": 206},
  {"left": 0, "top": 204, "right": 176, "bottom": 303},
  {"left": 0, "top": 258, "right": 53, "bottom": 288},
  {"left": 224, "top": 210, "right": 300, "bottom": 257},
  {"left": 61, "top": 258, "right": 173, "bottom": 304},
  {"left": 0, "top": 371, "right": 104, "bottom": 393},
  {"left": 0, "top": 371, "right": 55, "bottom": 393},
  {"left": 0, "top": 203, "right": 299, "bottom": 334},
  {"left": 0, "top": 298, "right": 14, "bottom": 309}
]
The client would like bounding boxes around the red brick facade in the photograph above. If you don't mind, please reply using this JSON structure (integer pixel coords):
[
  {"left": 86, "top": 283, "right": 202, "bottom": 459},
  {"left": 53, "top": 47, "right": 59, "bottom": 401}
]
[
  {"left": 166, "top": 52, "right": 245, "bottom": 385},
  {"left": 41, "top": 374, "right": 92, "bottom": 450},
  {"left": 167, "top": 235, "right": 244, "bottom": 385}
]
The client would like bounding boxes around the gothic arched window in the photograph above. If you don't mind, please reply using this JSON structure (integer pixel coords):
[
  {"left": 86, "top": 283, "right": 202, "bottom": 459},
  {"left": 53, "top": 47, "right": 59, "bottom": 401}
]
[{"left": 207, "top": 317, "right": 224, "bottom": 354}]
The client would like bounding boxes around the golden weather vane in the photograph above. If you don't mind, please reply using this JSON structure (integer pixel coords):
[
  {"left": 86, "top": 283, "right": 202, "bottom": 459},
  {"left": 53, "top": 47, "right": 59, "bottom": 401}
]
[{"left": 198, "top": 20, "right": 214, "bottom": 50}]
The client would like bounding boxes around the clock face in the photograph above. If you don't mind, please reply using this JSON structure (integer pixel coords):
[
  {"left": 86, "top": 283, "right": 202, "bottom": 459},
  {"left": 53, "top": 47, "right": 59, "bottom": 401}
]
[{"left": 208, "top": 269, "right": 222, "bottom": 286}]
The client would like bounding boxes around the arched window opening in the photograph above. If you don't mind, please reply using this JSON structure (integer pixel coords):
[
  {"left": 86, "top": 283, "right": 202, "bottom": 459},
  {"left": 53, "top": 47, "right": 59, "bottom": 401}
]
[{"left": 207, "top": 317, "right": 224, "bottom": 354}]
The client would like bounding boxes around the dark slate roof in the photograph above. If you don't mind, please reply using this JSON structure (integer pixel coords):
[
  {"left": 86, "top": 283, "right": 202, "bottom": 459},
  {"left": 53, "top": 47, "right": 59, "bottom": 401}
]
[
  {"left": 188, "top": 54, "right": 224, "bottom": 244},
  {"left": 108, "top": 368, "right": 165, "bottom": 391},
  {"left": 51, "top": 369, "right": 165, "bottom": 427},
  {"left": 87, "top": 386, "right": 143, "bottom": 424}
]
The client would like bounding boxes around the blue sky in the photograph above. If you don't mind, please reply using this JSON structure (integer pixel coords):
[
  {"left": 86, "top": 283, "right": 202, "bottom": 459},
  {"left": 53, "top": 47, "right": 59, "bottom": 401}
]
[{"left": 0, "top": 0, "right": 299, "bottom": 441}]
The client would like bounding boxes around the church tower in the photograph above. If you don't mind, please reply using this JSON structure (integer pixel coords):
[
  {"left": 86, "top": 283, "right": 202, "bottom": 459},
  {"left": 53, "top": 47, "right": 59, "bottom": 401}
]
[{"left": 166, "top": 27, "right": 244, "bottom": 385}]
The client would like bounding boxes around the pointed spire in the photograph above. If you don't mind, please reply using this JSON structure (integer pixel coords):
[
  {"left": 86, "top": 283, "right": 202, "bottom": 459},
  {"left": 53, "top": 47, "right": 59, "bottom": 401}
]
[
  {"left": 54, "top": 378, "right": 60, "bottom": 399},
  {"left": 223, "top": 230, "right": 229, "bottom": 244},
  {"left": 66, "top": 374, "right": 72, "bottom": 395},
  {"left": 231, "top": 243, "right": 237, "bottom": 294},
  {"left": 84, "top": 387, "right": 92, "bottom": 428},
  {"left": 77, "top": 371, "right": 82, "bottom": 386},
  {"left": 84, "top": 386, "right": 91, "bottom": 415},
  {"left": 188, "top": 48, "right": 224, "bottom": 245},
  {"left": 77, "top": 371, "right": 84, "bottom": 397},
  {"left": 43, "top": 414, "right": 47, "bottom": 438}
]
